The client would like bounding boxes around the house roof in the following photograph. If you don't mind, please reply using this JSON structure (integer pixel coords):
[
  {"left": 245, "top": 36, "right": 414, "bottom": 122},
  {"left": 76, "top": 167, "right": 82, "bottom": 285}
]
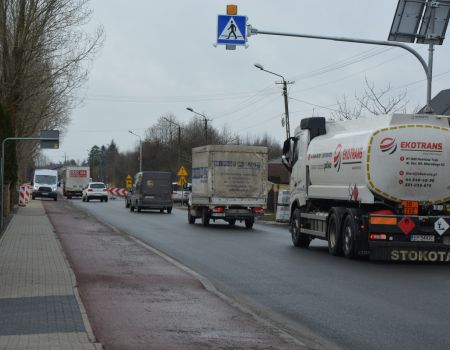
[{"left": 419, "top": 89, "right": 450, "bottom": 115}]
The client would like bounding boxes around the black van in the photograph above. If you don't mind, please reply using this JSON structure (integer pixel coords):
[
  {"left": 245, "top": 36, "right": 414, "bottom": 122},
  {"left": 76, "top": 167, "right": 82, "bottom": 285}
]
[{"left": 129, "top": 171, "right": 173, "bottom": 213}]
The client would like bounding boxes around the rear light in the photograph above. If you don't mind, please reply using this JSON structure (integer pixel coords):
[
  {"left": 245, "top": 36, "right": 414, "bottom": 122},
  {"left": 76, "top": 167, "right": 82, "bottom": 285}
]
[
  {"left": 212, "top": 207, "right": 224, "bottom": 213},
  {"left": 369, "top": 233, "right": 387, "bottom": 241},
  {"left": 87, "top": 188, "right": 93, "bottom": 192},
  {"left": 252, "top": 207, "right": 264, "bottom": 214}
]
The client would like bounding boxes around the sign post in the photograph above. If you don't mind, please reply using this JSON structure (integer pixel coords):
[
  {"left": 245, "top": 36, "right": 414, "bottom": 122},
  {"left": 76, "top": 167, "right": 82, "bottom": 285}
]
[{"left": 1, "top": 131, "right": 60, "bottom": 230}]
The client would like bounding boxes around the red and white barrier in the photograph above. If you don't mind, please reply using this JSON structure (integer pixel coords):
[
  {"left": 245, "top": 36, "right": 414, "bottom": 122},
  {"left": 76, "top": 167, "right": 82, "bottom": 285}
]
[
  {"left": 25, "top": 185, "right": 31, "bottom": 204},
  {"left": 19, "top": 185, "right": 28, "bottom": 206},
  {"left": 108, "top": 188, "right": 127, "bottom": 197}
]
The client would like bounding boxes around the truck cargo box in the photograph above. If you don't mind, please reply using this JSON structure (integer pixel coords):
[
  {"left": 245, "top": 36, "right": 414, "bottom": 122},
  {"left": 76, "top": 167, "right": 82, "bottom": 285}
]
[{"left": 191, "top": 145, "right": 268, "bottom": 207}]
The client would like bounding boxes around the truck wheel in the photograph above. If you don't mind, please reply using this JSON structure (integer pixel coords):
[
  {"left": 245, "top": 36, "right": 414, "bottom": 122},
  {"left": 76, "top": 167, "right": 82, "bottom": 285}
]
[
  {"left": 130, "top": 203, "right": 134, "bottom": 212},
  {"left": 125, "top": 200, "right": 130, "bottom": 208},
  {"left": 105, "top": 197, "right": 108, "bottom": 203},
  {"left": 67, "top": 196, "right": 72, "bottom": 200},
  {"left": 201, "top": 209, "right": 210, "bottom": 227},
  {"left": 343, "top": 214, "right": 358, "bottom": 259},
  {"left": 291, "top": 208, "right": 311, "bottom": 248},
  {"left": 244, "top": 218, "right": 254, "bottom": 229},
  {"left": 188, "top": 209, "right": 195, "bottom": 224},
  {"left": 167, "top": 207, "right": 172, "bottom": 214},
  {"left": 137, "top": 206, "right": 142, "bottom": 212},
  {"left": 327, "top": 209, "right": 344, "bottom": 256},
  {"left": 159, "top": 209, "right": 164, "bottom": 213},
  {"left": 228, "top": 219, "right": 236, "bottom": 226},
  {"left": 54, "top": 197, "right": 57, "bottom": 201}
]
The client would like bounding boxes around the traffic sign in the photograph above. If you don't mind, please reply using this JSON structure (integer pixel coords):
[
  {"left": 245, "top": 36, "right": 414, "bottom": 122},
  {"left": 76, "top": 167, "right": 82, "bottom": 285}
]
[
  {"left": 125, "top": 174, "right": 133, "bottom": 190},
  {"left": 177, "top": 166, "right": 188, "bottom": 177},
  {"left": 435, "top": 218, "right": 449, "bottom": 236},
  {"left": 217, "top": 15, "right": 247, "bottom": 46},
  {"left": 40, "top": 130, "right": 59, "bottom": 149},
  {"left": 177, "top": 176, "right": 187, "bottom": 186}
]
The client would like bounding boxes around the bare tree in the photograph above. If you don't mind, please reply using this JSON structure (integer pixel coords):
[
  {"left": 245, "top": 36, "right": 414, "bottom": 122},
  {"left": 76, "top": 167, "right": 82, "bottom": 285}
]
[
  {"left": 332, "top": 77, "right": 409, "bottom": 120},
  {"left": 0, "top": 0, "right": 104, "bottom": 188}
]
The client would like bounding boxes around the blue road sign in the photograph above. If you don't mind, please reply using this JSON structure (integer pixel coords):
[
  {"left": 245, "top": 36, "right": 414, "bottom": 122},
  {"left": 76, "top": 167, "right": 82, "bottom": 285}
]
[{"left": 217, "top": 15, "right": 247, "bottom": 45}]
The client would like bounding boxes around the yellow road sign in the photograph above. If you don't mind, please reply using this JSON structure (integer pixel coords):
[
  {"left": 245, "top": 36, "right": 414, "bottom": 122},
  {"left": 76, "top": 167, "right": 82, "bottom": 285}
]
[
  {"left": 177, "top": 176, "right": 187, "bottom": 186},
  {"left": 126, "top": 175, "right": 133, "bottom": 189},
  {"left": 177, "top": 166, "right": 188, "bottom": 177}
]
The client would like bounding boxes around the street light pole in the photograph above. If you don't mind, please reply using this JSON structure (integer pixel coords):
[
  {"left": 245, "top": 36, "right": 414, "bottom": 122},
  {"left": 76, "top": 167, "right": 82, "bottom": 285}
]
[
  {"left": 254, "top": 63, "right": 293, "bottom": 139},
  {"left": 186, "top": 107, "right": 212, "bottom": 144},
  {"left": 128, "top": 130, "right": 142, "bottom": 172},
  {"left": 162, "top": 117, "right": 182, "bottom": 169}
]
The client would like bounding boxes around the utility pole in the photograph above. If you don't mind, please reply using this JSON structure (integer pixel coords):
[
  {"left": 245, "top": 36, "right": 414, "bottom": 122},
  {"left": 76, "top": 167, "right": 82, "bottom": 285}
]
[{"left": 254, "top": 64, "right": 293, "bottom": 139}]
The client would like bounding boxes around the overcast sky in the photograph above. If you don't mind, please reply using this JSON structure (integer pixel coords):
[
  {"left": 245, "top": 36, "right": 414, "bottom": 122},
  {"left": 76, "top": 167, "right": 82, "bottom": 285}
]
[{"left": 43, "top": 0, "right": 450, "bottom": 163}]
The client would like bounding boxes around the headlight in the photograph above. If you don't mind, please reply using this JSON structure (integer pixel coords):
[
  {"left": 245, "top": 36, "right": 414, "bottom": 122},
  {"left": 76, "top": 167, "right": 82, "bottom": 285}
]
[
  {"left": 34, "top": 185, "right": 39, "bottom": 190},
  {"left": 52, "top": 187, "right": 57, "bottom": 192}
]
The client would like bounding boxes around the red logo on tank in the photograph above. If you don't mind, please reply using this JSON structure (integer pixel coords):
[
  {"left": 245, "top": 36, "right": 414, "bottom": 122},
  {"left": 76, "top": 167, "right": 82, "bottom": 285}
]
[
  {"left": 380, "top": 137, "right": 397, "bottom": 154},
  {"left": 334, "top": 144, "right": 342, "bottom": 172}
]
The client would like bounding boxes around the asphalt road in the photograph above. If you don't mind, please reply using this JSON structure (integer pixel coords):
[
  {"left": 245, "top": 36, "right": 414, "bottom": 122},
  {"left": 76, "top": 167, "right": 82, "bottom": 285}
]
[{"left": 70, "top": 197, "right": 450, "bottom": 350}]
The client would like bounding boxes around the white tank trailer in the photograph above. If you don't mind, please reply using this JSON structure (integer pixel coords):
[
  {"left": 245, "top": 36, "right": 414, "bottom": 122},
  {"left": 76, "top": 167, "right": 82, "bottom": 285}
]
[{"left": 284, "top": 114, "right": 450, "bottom": 261}]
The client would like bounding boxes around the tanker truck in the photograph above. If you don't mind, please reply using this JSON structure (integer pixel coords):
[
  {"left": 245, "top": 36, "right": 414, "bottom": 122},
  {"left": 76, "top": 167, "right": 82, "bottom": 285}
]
[{"left": 283, "top": 114, "right": 450, "bottom": 262}]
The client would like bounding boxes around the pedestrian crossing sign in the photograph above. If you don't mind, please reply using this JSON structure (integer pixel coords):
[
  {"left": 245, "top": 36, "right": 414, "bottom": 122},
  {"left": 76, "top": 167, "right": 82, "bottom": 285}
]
[{"left": 217, "top": 15, "right": 247, "bottom": 45}]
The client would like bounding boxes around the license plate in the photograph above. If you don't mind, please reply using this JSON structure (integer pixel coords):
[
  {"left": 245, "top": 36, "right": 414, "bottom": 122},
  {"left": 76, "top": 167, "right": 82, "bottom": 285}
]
[
  {"left": 145, "top": 195, "right": 155, "bottom": 199},
  {"left": 213, "top": 213, "right": 226, "bottom": 217},
  {"left": 411, "top": 235, "right": 435, "bottom": 242},
  {"left": 42, "top": 193, "right": 48, "bottom": 196}
]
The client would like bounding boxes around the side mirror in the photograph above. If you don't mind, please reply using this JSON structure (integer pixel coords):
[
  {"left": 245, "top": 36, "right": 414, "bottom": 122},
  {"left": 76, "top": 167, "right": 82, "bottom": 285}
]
[
  {"left": 282, "top": 138, "right": 291, "bottom": 155},
  {"left": 282, "top": 155, "right": 292, "bottom": 173}
]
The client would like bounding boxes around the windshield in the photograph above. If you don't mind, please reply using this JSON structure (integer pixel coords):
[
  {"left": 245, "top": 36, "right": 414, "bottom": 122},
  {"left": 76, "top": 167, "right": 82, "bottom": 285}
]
[{"left": 35, "top": 175, "right": 57, "bottom": 184}]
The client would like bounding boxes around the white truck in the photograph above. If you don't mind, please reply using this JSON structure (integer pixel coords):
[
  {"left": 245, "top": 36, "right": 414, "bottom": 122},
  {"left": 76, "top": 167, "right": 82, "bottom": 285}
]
[
  {"left": 188, "top": 145, "right": 268, "bottom": 229},
  {"left": 283, "top": 114, "right": 450, "bottom": 262},
  {"left": 62, "top": 166, "right": 90, "bottom": 199}
]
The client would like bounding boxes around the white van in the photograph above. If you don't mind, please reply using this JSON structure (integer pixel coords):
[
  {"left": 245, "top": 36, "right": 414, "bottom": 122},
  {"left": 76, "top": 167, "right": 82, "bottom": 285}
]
[{"left": 32, "top": 169, "right": 58, "bottom": 201}]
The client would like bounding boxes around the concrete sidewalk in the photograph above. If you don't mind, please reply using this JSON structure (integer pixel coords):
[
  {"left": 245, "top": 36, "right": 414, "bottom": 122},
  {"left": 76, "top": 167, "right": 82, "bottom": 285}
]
[{"left": 0, "top": 200, "right": 100, "bottom": 350}]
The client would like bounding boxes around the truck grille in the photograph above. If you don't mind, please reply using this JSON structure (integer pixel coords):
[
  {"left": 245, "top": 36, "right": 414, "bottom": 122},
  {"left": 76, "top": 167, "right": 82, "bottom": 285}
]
[{"left": 39, "top": 187, "right": 52, "bottom": 192}]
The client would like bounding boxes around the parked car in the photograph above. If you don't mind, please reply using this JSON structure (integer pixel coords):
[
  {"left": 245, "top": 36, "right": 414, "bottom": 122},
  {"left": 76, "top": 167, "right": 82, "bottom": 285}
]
[
  {"left": 129, "top": 171, "right": 173, "bottom": 213},
  {"left": 82, "top": 182, "right": 108, "bottom": 202},
  {"left": 171, "top": 182, "right": 191, "bottom": 203}
]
